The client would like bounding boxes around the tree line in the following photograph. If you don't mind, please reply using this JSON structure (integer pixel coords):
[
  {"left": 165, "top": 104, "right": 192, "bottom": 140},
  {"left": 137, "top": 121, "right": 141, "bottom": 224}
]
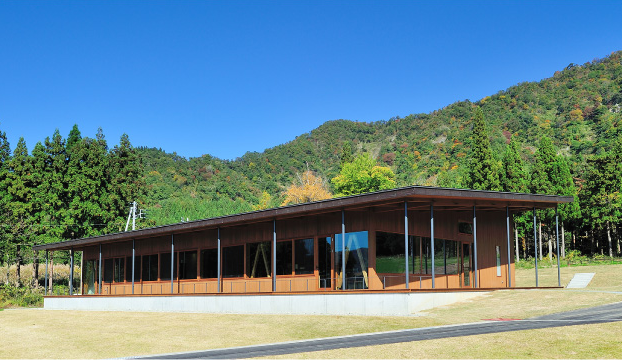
[{"left": 0, "top": 125, "right": 144, "bottom": 284}]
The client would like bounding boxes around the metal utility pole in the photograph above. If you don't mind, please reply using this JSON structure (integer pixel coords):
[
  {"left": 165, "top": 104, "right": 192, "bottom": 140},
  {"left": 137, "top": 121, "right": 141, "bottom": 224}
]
[{"left": 125, "top": 201, "right": 146, "bottom": 231}]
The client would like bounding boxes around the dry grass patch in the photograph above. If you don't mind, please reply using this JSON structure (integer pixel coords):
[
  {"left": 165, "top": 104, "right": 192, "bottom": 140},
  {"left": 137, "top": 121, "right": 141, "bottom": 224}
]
[
  {"left": 515, "top": 263, "right": 622, "bottom": 290},
  {"left": 0, "top": 309, "right": 439, "bottom": 359},
  {"left": 269, "top": 321, "right": 622, "bottom": 359}
]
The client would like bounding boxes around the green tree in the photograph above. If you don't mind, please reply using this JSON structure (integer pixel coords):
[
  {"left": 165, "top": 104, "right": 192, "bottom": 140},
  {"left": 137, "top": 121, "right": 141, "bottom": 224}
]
[
  {"left": 66, "top": 124, "right": 82, "bottom": 152},
  {"left": 501, "top": 136, "right": 528, "bottom": 193},
  {"left": 465, "top": 107, "right": 501, "bottom": 191},
  {"left": 332, "top": 153, "right": 396, "bottom": 196},
  {"left": 0, "top": 127, "right": 10, "bottom": 265},
  {"left": 340, "top": 141, "right": 354, "bottom": 169}
]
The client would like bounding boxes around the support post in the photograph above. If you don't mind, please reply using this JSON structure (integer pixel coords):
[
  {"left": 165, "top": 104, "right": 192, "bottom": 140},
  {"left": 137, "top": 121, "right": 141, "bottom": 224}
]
[
  {"left": 273, "top": 219, "right": 277, "bottom": 292},
  {"left": 405, "top": 201, "right": 409, "bottom": 289},
  {"left": 44, "top": 250, "right": 49, "bottom": 294},
  {"left": 506, "top": 206, "right": 512, "bottom": 288},
  {"left": 98, "top": 244, "right": 102, "bottom": 294},
  {"left": 556, "top": 206, "right": 561, "bottom": 287},
  {"left": 473, "top": 206, "right": 478, "bottom": 288},
  {"left": 341, "top": 209, "right": 346, "bottom": 290},
  {"left": 533, "top": 207, "right": 538, "bottom": 287},
  {"left": 132, "top": 239, "right": 135, "bottom": 294},
  {"left": 217, "top": 228, "right": 221, "bottom": 293},
  {"left": 171, "top": 234, "right": 175, "bottom": 294},
  {"left": 431, "top": 204, "right": 435, "bottom": 289},
  {"left": 69, "top": 249, "right": 74, "bottom": 295}
]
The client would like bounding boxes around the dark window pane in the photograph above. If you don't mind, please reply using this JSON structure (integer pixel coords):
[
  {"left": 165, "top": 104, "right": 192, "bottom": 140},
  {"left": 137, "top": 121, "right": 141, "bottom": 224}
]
[
  {"left": 103, "top": 258, "right": 113, "bottom": 283},
  {"left": 459, "top": 222, "right": 473, "bottom": 234},
  {"left": 318, "top": 237, "right": 331, "bottom": 288},
  {"left": 141, "top": 254, "right": 158, "bottom": 281},
  {"left": 276, "top": 241, "right": 292, "bottom": 275},
  {"left": 222, "top": 246, "right": 244, "bottom": 278},
  {"left": 294, "top": 238, "right": 314, "bottom": 275},
  {"left": 179, "top": 251, "right": 197, "bottom": 279},
  {"left": 434, "top": 238, "right": 445, "bottom": 275},
  {"left": 201, "top": 248, "right": 218, "bottom": 278},
  {"left": 246, "top": 241, "right": 271, "bottom": 278},
  {"left": 114, "top": 258, "right": 124, "bottom": 282},
  {"left": 126, "top": 256, "right": 139, "bottom": 282},
  {"left": 376, "top": 232, "right": 405, "bottom": 273},
  {"left": 160, "top": 252, "right": 178, "bottom": 281}
]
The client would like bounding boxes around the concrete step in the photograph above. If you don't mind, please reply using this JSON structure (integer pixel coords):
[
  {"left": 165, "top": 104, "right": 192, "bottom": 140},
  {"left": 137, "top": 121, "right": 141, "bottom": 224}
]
[{"left": 566, "top": 273, "right": 595, "bottom": 288}]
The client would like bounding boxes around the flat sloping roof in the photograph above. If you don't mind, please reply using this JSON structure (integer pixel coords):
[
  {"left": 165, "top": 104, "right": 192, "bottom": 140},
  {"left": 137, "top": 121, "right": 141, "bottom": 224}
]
[{"left": 33, "top": 185, "right": 573, "bottom": 251}]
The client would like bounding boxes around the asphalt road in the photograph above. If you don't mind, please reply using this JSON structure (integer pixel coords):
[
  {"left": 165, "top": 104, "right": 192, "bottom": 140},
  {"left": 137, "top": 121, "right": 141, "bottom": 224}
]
[{"left": 136, "top": 301, "right": 622, "bottom": 359}]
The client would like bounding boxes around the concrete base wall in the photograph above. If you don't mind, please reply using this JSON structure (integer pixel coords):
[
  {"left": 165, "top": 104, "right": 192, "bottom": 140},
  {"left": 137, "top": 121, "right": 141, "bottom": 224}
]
[{"left": 44, "top": 291, "right": 487, "bottom": 316}]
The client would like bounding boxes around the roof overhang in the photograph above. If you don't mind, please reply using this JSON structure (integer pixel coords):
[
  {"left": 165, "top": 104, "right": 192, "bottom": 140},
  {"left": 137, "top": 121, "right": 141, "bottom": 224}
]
[{"left": 32, "top": 185, "right": 573, "bottom": 252}]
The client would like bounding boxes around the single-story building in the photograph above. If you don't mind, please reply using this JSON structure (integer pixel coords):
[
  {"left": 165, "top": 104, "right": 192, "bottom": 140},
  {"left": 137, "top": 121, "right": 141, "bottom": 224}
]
[{"left": 34, "top": 185, "right": 572, "bottom": 315}]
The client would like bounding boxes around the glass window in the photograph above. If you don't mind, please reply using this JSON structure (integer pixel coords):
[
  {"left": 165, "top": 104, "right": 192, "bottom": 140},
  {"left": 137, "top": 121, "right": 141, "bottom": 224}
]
[
  {"left": 141, "top": 254, "right": 158, "bottom": 281},
  {"left": 160, "top": 252, "right": 178, "bottom": 281},
  {"left": 434, "top": 239, "right": 446, "bottom": 275},
  {"left": 222, "top": 246, "right": 244, "bottom": 278},
  {"left": 114, "top": 258, "right": 125, "bottom": 282},
  {"left": 318, "top": 237, "right": 331, "bottom": 288},
  {"left": 201, "top": 248, "right": 218, "bottom": 278},
  {"left": 496, "top": 246, "right": 501, "bottom": 276},
  {"left": 294, "top": 238, "right": 314, "bottom": 275},
  {"left": 276, "top": 241, "right": 292, "bottom": 275},
  {"left": 459, "top": 222, "right": 473, "bottom": 234},
  {"left": 103, "top": 258, "right": 113, "bottom": 283},
  {"left": 84, "top": 260, "right": 96, "bottom": 294},
  {"left": 445, "top": 240, "right": 460, "bottom": 275},
  {"left": 335, "top": 231, "right": 368, "bottom": 289},
  {"left": 376, "top": 232, "right": 405, "bottom": 273},
  {"left": 126, "top": 256, "right": 139, "bottom": 282},
  {"left": 247, "top": 241, "right": 271, "bottom": 278},
  {"left": 179, "top": 251, "right": 197, "bottom": 280},
  {"left": 410, "top": 236, "right": 423, "bottom": 274}
]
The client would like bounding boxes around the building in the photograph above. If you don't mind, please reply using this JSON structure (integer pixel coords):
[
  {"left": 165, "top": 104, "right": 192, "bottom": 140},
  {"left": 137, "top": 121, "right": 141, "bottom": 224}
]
[{"left": 34, "top": 185, "right": 572, "bottom": 315}]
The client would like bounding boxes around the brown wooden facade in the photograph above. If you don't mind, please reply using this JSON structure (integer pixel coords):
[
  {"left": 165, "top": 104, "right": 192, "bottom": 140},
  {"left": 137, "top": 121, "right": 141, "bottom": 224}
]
[{"left": 34, "top": 186, "right": 572, "bottom": 295}]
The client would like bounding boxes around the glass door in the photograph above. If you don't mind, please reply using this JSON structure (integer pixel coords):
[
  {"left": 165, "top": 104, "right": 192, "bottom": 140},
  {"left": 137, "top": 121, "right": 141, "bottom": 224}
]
[{"left": 461, "top": 243, "right": 472, "bottom": 288}]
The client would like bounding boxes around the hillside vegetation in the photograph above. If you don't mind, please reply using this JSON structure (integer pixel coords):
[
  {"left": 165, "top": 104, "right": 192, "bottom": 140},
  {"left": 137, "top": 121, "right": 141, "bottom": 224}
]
[{"left": 1, "top": 51, "right": 621, "bottom": 274}]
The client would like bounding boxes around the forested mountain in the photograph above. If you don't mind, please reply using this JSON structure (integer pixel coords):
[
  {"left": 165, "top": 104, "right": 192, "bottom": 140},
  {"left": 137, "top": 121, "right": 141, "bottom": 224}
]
[{"left": 1, "top": 51, "right": 621, "bottom": 269}]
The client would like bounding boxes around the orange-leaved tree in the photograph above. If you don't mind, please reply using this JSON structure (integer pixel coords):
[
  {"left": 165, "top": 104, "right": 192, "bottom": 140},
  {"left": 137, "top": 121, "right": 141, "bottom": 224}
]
[{"left": 281, "top": 170, "right": 332, "bottom": 206}]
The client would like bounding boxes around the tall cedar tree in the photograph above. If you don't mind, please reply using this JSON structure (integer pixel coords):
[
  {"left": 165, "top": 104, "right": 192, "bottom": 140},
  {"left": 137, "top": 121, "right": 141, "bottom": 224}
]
[
  {"left": 0, "top": 128, "right": 10, "bottom": 264},
  {"left": 465, "top": 107, "right": 501, "bottom": 191},
  {"left": 501, "top": 136, "right": 528, "bottom": 193},
  {"left": 583, "top": 137, "right": 622, "bottom": 257}
]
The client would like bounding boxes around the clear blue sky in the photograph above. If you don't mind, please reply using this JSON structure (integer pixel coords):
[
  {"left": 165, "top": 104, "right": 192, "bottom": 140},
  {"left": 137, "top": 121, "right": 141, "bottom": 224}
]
[{"left": 1, "top": 1, "right": 621, "bottom": 160}]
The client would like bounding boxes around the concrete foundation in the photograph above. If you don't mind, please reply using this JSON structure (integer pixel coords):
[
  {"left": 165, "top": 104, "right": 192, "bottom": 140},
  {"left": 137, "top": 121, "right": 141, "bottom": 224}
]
[{"left": 44, "top": 291, "right": 488, "bottom": 316}]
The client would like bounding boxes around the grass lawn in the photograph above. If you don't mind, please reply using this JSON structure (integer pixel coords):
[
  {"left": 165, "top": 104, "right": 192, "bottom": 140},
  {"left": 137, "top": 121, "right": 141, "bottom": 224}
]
[{"left": 0, "top": 263, "right": 620, "bottom": 359}]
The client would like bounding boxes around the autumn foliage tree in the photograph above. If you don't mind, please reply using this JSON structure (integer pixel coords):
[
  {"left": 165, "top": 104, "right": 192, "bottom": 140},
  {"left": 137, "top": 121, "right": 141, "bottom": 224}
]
[{"left": 281, "top": 170, "right": 332, "bottom": 206}]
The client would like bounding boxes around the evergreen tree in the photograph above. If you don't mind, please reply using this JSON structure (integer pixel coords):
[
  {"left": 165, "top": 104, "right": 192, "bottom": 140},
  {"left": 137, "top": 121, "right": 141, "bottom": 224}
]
[
  {"left": 66, "top": 124, "right": 82, "bottom": 152},
  {"left": 501, "top": 136, "right": 528, "bottom": 193},
  {"left": 0, "top": 128, "right": 10, "bottom": 264},
  {"left": 340, "top": 141, "right": 354, "bottom": 169},
  {"left": 465, "top": 107, "right": 501, "bottom": 191},
  {"left": 40, "top": 130, "right": 68, "bottom": 243},
  {"left": 107, "top": 133, "right": 145, "bottom": 232},
  {"left": 531, "top": 136, "right": 557, "bottom": 194}
]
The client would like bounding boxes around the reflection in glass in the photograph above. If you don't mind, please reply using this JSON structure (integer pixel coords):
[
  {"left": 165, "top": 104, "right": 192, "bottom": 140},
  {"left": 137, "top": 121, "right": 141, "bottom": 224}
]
[
  {"left": 85, "top": 260, "right": 96, "bottom": 294},
  {"left": 335, "top": 231, "right": 368, "bottom": 289},
  {"left": 103, "top": 258, "right": 113, "bottom": 283},
  {"left": 246, "top": 242, "right": 271, "bottom": 278},
  {"left": 318, "top": 237, "right": 331, "bottom": 288}
]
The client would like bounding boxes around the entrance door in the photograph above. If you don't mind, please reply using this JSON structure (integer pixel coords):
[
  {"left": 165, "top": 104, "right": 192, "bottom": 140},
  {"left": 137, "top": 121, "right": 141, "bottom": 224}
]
[{"left": 461, "top": 243, "right": 472, "bottom": 288}]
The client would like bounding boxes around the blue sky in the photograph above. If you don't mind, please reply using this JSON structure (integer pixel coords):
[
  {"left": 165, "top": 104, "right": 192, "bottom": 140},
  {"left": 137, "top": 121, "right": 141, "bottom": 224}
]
[{"left": 1, "top": 0, "right": 621, "bottom": 160}]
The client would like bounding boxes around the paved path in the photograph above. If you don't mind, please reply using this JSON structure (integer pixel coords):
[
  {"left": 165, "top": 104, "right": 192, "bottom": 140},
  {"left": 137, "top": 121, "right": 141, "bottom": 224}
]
[{"left": 136, "top": 301, "right": 622, "bottom": 359}]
